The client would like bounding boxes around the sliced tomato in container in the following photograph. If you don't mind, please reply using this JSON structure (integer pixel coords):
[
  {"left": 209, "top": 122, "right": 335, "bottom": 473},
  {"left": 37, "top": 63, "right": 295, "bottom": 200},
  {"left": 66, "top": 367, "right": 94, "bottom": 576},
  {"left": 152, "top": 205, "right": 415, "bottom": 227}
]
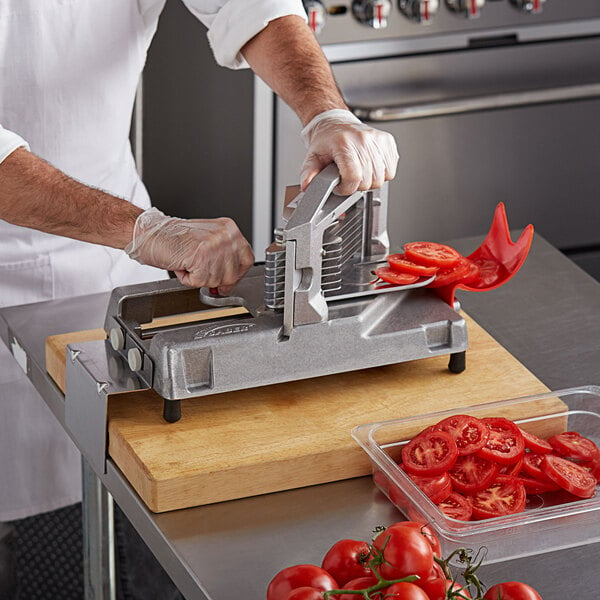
[
  {"left": 478, "top": 417, "right": 525, "bottom": 465},
  {"left": 374, "top": 266, "right": 420, "bottom": 286},
  {"left": 522, "top": 452, "right": 552, "bottom": 481},
  {"left": 548, "top": 431, "right": 600, "bottom": 462},
  {"left": 404, "top": 241, "right": 462, "bottom": 268},
  {"left": 401, "top": 430, "right": 458, "bottom": 476},
  {"left": 434, "top": 414, "right": 490, "bottom": 455},
  {"left": 407, "top": 471, "right": 452, "bottom": 504},
  {"left": 498, "top": 455, "right": 524, "bottom": 478},
  {"left": 437, "top": 491, "right": 473, "bottom": 521},
  {"left": 541, "top": 454, "right": 597, "bottom": 498},
  {"left": 581, "top": 454, "right": 600, "bottom": 481},
  {"left": 448, "top": 453, "right": 498, "bottom": 494},
  {"left": 517, "top": 474, "right": 561, "bottom": 495},
  {"left": 372, "top": 469, "right": 391, "bottom": 494},
  {"left": 387, "top": 253, "right": 439, "bottom": 277},
  {"left": 470, "top": 475, "right": 527, "bottom": 520},
  {"left": 519, "top": 427, "right": 553, "bottom": 454},
  {"left": 388, "top": 483, "right": 409, "bottom": 512},
  {"left": 426, "top": 257, "right": 480, "bottom": 289}
]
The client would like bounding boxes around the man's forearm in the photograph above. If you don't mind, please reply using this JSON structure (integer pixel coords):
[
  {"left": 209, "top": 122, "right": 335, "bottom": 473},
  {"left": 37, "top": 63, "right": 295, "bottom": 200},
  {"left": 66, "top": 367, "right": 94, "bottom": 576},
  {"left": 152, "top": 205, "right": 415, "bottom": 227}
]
[
  {"left": 0, "top": 148, "right": 141, "bottom": 248},
  {"left": 241, "top": 15, "right": 347, "bottom": 126}
]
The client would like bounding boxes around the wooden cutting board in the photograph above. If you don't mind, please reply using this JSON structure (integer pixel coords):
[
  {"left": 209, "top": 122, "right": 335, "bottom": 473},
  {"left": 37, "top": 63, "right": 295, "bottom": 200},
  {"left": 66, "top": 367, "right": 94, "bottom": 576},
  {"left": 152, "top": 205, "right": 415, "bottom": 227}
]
[{"left": 46, "top": 314, "right": 560, "bottom": 513}]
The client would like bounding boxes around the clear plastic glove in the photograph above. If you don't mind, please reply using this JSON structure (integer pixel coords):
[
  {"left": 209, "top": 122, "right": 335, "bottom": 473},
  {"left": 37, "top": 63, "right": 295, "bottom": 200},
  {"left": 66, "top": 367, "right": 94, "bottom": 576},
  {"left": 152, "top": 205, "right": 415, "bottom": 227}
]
[
  {"left": 125, "top": 207, "right": 254, "bottom": 294},
  {"left": 300, "top": 108, "right": 399, "bottom": 195}
]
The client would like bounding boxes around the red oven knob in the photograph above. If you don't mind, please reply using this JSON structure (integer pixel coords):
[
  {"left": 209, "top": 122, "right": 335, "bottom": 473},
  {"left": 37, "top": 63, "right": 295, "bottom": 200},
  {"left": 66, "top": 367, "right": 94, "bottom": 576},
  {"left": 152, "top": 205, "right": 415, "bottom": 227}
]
[
  {"left": 303, "top": 0, "right": 326, "bottom": 34},
  {"left": 510, "top": 0, "right": 546, "bottom": 13},
  {"left": 398, "top": 0, "right": 440, "bottom": 24},
  {"left": 352, "top": 0, "right": 393, "bottom": 29},
  {"left": 445, "top": 0, "right": 485, "bottom": 19}
]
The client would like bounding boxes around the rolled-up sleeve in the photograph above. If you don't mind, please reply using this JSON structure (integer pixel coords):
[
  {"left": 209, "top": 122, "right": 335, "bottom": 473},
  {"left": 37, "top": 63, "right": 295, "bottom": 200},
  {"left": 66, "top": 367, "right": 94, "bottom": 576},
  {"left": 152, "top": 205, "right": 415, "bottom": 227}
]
[
  {"left": 180, "top": 0, "right": 307, "bottom": 69},
  {"left": 0, "top": 125, "right": 29, "bottom": 164}
]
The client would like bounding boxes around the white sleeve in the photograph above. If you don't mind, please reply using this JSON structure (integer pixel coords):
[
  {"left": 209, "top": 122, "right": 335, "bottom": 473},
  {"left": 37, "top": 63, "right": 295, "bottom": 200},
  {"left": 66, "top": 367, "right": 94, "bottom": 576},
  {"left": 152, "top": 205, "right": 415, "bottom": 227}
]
[
  {"left": 0, "top": 125, "right": 29, "bottom": 164},
  {"left": 179, "top": 0, "right": 307, "bottom": 69}
]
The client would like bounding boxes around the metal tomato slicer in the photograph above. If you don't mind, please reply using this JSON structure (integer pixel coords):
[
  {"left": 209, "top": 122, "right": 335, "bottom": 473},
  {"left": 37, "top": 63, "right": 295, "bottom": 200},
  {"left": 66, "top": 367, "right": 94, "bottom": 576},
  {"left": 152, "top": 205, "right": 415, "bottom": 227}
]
[{"left": 104, "top": 165, "right": 469, "bottom": 422}]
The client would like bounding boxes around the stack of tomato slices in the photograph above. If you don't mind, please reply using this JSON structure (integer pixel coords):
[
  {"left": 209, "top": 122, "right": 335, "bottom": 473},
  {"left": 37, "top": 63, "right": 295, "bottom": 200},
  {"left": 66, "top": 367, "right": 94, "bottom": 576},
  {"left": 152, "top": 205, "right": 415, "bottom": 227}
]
[
  {"left": 374, "top": 241, "right": 480, "bottom": 288},
  {"left": 384, "top": 415, "right": 600, "bottom": 521}
]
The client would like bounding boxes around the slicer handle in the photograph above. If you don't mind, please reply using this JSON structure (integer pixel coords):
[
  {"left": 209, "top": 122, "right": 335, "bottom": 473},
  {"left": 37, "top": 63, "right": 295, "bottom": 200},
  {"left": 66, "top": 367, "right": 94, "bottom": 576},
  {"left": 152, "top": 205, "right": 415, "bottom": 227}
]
[
  {"left": 313, "top": 162, "right": 341, "bottom": 188},
  {"left": 285, "top": 163, "right": 341, "bottom": 229}
]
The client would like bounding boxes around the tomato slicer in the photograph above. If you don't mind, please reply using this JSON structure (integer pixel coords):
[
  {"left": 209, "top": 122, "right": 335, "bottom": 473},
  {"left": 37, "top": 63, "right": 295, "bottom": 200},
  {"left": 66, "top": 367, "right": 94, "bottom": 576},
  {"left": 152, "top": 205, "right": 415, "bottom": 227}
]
[{"left": 104, "top": 165, "right": 469, "bottom": 422}]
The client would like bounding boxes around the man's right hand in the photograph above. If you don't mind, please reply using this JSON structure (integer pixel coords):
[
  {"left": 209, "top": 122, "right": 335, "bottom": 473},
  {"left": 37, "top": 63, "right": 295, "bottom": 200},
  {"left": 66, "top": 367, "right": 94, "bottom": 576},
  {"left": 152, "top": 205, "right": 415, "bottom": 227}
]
[{"left": 125, "top": 207, "right": 255, "bottom": 295}]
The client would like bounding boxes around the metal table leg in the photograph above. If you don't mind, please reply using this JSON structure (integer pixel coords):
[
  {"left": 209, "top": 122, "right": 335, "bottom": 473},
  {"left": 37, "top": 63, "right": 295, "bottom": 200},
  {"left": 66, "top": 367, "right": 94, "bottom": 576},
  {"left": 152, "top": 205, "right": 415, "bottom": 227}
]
[{"left": 82, "top": 457, "right": 116, "bottom": 600}]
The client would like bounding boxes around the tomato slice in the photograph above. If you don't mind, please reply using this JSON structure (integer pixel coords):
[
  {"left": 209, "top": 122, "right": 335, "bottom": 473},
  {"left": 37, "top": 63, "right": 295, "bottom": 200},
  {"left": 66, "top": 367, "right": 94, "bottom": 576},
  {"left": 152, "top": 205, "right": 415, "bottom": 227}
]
[
  {"left": 517, "top": 474, "right": 561, "bottom": 495},
  {"left": 498, "top": 455, "right": 524, "bottom": 478},
  {"left": 548, "top": 431, "right": 600, "bottom": 462},
  {"left": 580, "top": 454, "right": 600, "bottom": 481},
  {"left": 519, "top": 427, "right": 553, "bottom": 454},
  {"left": 436, "top": 491, "right": 473, "bottom": 521},
  {"left": 372, "top": 469, "right": 391, "bottom": 494},
  {"left": 541, "top": 454, "right": 597, "bottom": 498},
  {"left": 407, "top": 471, "right": 452, "bottom": 503},
  {"left": 469, "top": 258, "right": 505, "bottom": 288},
  {"left": 433, "top": 414, "right": 490, "bottom": 455},
  {"left": 387, "top": 253, "right": 439, "bottom": 277},
  {"left": 470, "top": 475, "right": 527, "bottom": 519},
  {"left": 426, "top": 257, "right": 480, "bottom": 289},
  {"left": 404, "top": 241, "right": 462, "bottom": 268},
  {"left": 522, "top": 452, "right": 553, "bottom": 481},
  {"left": 401, "top": 430, "right": 458, "bottom": 476},
  {"left": 448, "top": 453, "right": 498, "bottom": 494},
  {"left": 477, "top": 417, "right": 525, "bottom": 465},
  {"left": 374, "top": 266, "right": 420, "bottom": 286}
]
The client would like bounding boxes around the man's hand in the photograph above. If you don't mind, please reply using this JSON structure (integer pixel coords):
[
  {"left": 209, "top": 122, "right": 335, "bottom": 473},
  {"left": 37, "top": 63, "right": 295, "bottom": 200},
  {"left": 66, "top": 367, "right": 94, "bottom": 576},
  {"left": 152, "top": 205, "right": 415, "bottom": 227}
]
[
  {"left": 125, "top": 208, "right": 254, "bottom": 295},
  {"left": 300, "top": 109, "right": 399, "bottom": 195},
  {"left": 242, "top": 16, "right": 399, "bottom": 196},
  {"left": 0, "top": 148, "right": 254, "bottom": 293}
]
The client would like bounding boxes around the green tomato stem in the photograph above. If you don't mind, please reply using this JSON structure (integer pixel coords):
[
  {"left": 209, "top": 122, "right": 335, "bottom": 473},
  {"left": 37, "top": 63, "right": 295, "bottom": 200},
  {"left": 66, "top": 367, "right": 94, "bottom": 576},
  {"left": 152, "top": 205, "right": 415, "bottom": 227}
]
[{"left": 322, "top": 575, "right": 419, "bottom": 599}]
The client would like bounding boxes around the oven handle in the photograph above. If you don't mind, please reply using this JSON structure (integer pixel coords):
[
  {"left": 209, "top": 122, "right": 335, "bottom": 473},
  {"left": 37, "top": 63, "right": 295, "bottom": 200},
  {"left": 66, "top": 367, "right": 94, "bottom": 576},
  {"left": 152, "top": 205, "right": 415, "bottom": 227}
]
[{"left": 351, "top": 83, "right": 600, "bottom": 122}]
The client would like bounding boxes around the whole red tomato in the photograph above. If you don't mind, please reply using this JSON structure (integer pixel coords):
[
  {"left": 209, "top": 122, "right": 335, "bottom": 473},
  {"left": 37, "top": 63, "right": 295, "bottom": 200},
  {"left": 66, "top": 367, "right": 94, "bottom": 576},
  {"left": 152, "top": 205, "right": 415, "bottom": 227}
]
[
  {"left": 321, "top": 539, "right": 372, "bottom": 586},
  {"left": 397, "top": 521, "right": 443, "bottom": 558},
  {"left": 416, "top": 562, "right": 447, "bottom": 600},
  {"left": 336, "top": 576, "right": 382, "bottom": 600},
  {"left": 385, "top": 581, "right": 430, "bottom": 599},
  {"left": 267, "top": 565, "right": 338, "bottom": 600},
  {"left": 483, "top": 581, "right": 543, "bottom": 600},
  {"left": 372, "top": 523, "right": 434, "bottom": 581},
  {"left": 283, "top": 587, "right": 325, "bottom": 600},
  {"left": 446, "top": 580, "right": 472, "bottom": 598}
]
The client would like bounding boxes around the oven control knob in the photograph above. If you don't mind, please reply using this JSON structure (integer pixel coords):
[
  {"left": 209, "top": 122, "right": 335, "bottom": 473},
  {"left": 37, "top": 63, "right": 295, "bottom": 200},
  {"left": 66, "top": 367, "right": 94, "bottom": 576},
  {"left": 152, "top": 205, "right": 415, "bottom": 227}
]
[
  {"left": 352, "top": 0, "right": 392, "bottom": 29},
  {"left": 445, "top": 0, "right": 485, "bottom": 18},
  {"left": 510, "top": 0, "right": 545, "bottom": 13},
  {"left": 303, "top": 0, "right": 326, "bottom": 34},
  {"left": 398, "top": 0, "right": 440, "bottom": 24}
]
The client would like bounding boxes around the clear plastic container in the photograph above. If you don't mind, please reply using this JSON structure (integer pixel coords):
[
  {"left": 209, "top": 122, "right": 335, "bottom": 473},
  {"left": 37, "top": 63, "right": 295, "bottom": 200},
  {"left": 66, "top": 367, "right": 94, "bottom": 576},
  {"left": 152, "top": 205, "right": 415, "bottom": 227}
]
[{"left": 352, "top": 385, "right": 600, "bottom": 564}]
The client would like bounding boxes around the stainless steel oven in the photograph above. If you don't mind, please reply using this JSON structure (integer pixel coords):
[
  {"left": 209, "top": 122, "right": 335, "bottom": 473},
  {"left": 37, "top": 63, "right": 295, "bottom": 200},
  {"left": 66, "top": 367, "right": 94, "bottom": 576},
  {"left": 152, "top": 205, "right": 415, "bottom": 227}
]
[{"left": 255, "top": 0, "right": 600, "bottom": 276}]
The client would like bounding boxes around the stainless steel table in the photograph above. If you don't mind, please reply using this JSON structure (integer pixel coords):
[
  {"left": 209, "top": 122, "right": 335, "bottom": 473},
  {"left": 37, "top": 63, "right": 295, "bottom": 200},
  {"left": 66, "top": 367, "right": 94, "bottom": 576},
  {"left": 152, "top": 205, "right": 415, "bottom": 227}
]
[{"left": 1, "top": 234, "right": 599, "bottom": 600}]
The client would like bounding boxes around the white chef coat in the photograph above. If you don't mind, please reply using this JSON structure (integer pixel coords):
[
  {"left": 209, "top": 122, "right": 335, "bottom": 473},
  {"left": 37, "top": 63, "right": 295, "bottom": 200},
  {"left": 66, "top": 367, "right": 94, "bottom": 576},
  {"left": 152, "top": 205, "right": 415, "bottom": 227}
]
[{"left": 0, "top": 0, "right": 306, "bottom": 521}]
